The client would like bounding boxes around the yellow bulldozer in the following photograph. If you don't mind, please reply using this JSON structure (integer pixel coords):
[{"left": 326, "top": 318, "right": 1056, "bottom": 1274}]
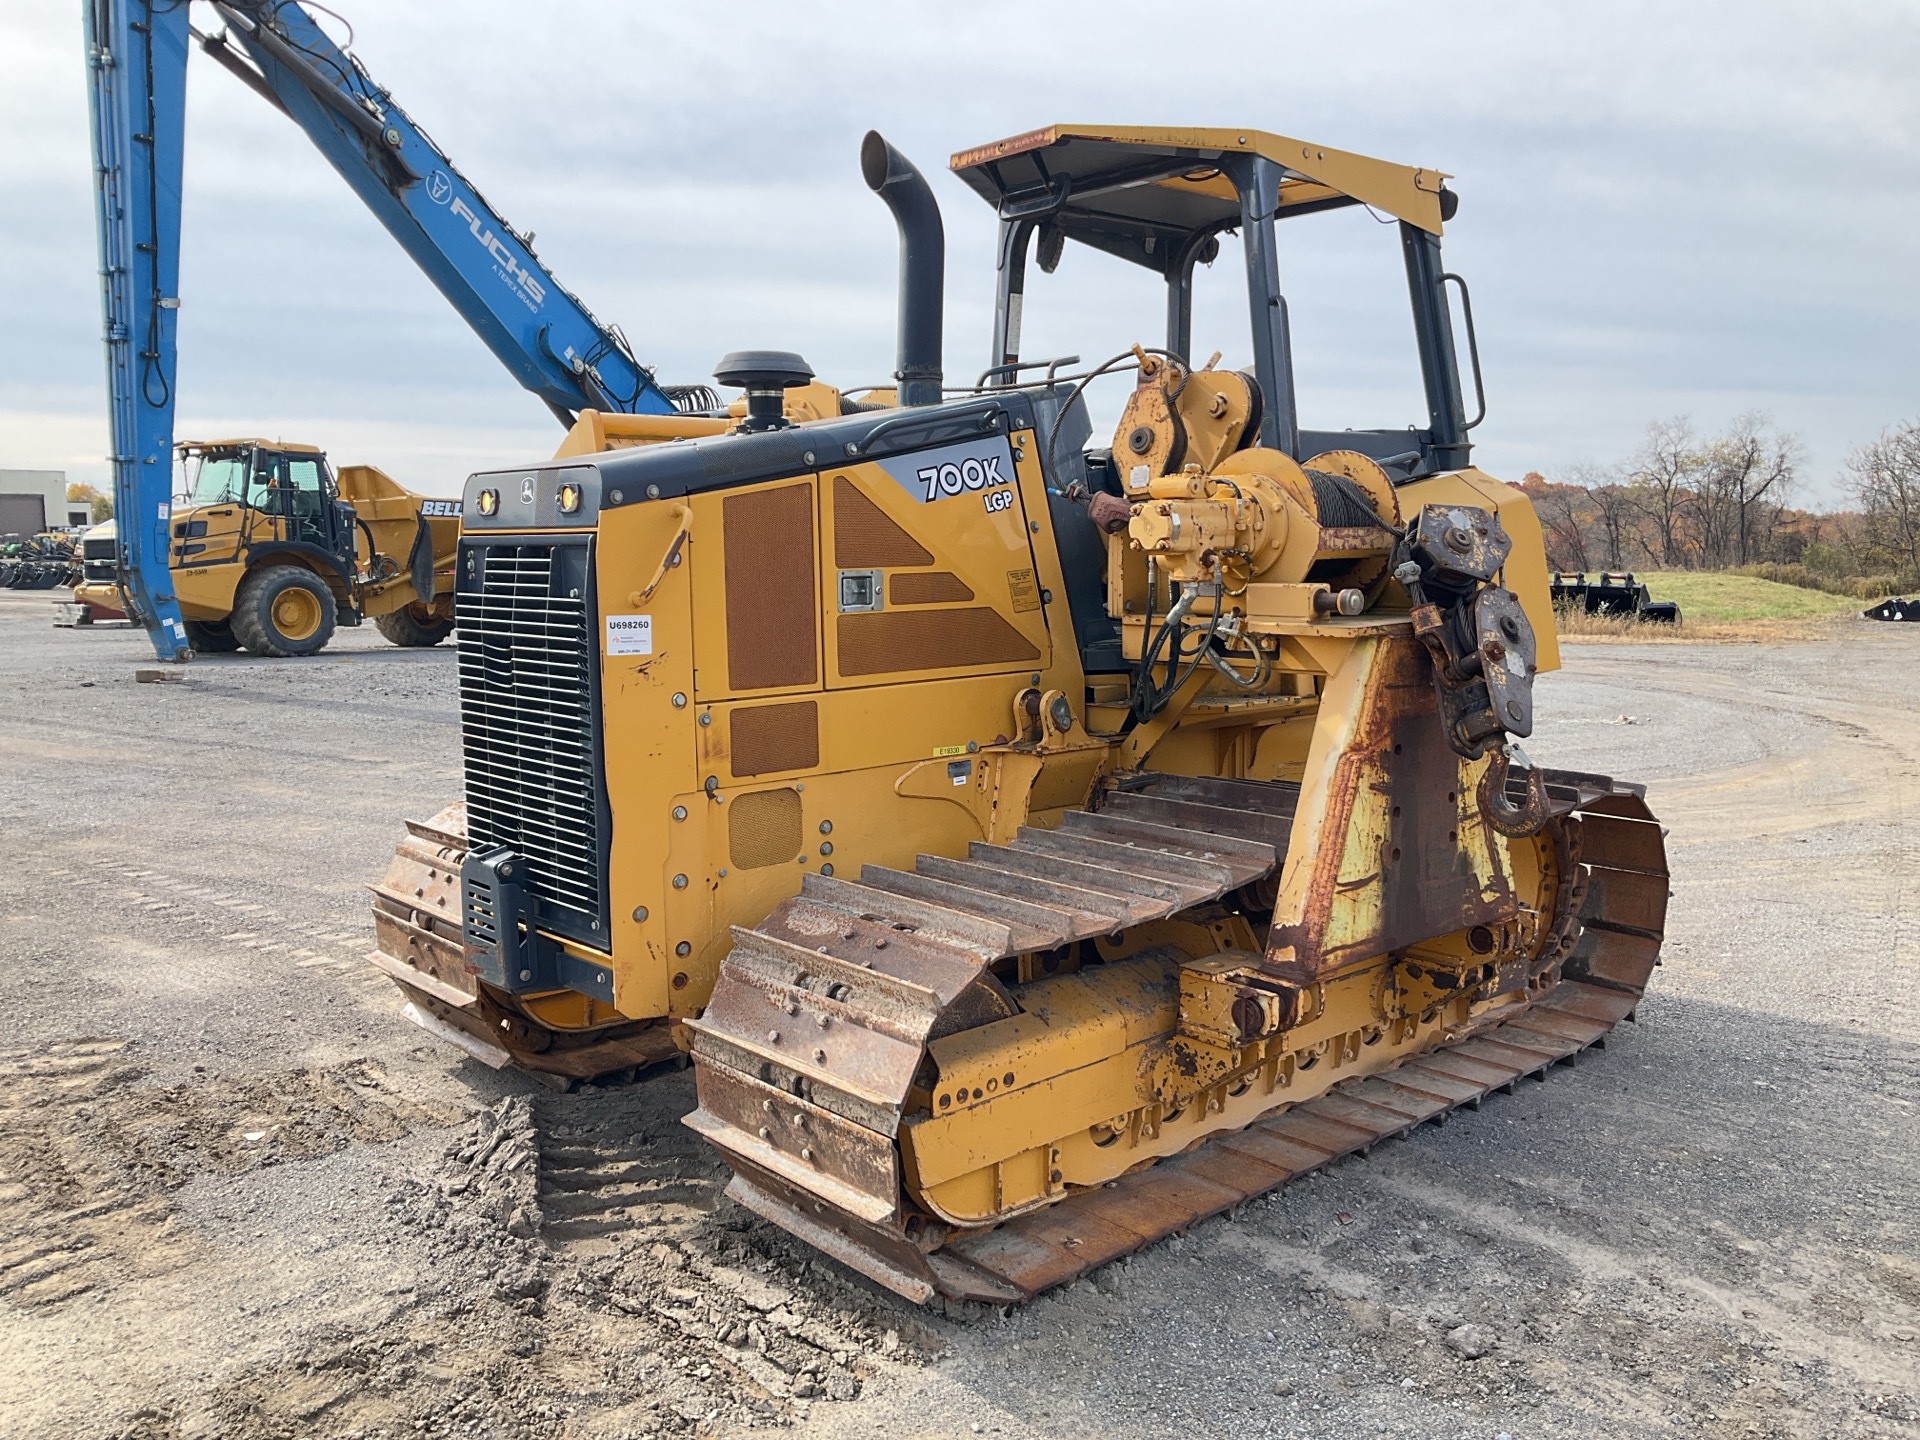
[
  {"left": 369, "top": 126, "right": 1668, "bottom": 1304},
  {"left": 66, "top": 438, "right": 459, "bottom": 655}
]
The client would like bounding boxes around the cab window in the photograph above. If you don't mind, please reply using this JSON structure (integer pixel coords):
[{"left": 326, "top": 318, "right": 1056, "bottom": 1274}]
[{"left": 186, "top": 452, "right": 248, "bottom": 505}]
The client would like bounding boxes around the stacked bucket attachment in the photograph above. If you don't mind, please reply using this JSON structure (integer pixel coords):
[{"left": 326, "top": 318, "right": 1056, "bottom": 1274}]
[{"left": 686, "top": 769, "right": 1667, "bottom": 1304}]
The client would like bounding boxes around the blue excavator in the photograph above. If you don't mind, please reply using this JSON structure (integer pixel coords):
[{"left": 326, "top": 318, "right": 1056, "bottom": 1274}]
[{"left": 84, "top": 0, "right": 710, "bottom": 661}]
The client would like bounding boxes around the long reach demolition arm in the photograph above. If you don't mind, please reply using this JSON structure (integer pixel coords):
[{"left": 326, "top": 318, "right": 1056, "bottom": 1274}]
[{"left": 84, "top": 0, "right": 694, "bottom": 660}]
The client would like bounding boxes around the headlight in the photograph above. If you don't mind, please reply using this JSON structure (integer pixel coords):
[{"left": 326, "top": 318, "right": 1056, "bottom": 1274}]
[
  {"left": 476, "top": 488, "right": 499, "bottom": 516},
  {"left": 558, "top": 482, "right": 582, "bottom": 515}
]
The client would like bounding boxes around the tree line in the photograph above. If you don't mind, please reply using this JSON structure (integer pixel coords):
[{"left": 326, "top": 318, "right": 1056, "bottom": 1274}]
[{"left": 1521, "top": 415, "right": 1920, "bottom": 595}]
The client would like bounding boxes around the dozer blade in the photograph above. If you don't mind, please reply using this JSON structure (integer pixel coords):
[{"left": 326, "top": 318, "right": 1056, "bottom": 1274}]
[
  {"left": 365, "top": 803, "right": 679, "bottom": 1082},
  {"left": 686, "top": 770, "right": 1667, "bottom": 1304}
]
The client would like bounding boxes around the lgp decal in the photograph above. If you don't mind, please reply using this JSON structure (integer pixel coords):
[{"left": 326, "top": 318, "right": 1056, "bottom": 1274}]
[{"left": 876, "top": 437, "right": 1018, "bottom": 514}]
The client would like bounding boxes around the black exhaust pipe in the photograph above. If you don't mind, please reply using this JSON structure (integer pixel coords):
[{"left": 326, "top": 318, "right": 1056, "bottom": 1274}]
[{"left": 860, "top": 131, "right": 944, "bottom": 408}]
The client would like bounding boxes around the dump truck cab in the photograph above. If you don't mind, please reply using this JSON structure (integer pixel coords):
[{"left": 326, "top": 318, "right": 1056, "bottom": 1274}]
[
  {"left": 170, "top": 438, "right": 356, "bottom": 589},
  {"left": 68, "top": 437, "right": 460, "bottom": 654}
]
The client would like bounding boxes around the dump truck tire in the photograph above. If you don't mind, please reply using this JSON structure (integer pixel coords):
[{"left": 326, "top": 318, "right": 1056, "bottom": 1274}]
[
  {"left": 230, "top": 564, "right": 337, "bottom": 657},
  {"left": 184, "top": 618, "right": 241, "bottom": 653},
  {"left": 374, "top": 602, "right": 454, "bottom": 648}
]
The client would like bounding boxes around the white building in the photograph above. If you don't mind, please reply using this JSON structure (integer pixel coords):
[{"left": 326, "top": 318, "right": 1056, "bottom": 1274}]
[{"left": 0, "top": 470, "right": 90, "bottom": 534}]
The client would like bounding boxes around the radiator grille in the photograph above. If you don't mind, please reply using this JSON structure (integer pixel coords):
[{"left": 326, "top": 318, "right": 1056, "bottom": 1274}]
[
  {"left": 82, "top": 536, "right": 117, "bottom": 583},
  {"left": 456, "top": 539, "right": 605, "bottom": 942}
]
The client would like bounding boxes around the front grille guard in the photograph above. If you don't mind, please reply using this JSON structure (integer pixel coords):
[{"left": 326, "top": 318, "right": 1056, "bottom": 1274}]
[{"left": 454, "top": 535, "right": 612, "bottom": 969}]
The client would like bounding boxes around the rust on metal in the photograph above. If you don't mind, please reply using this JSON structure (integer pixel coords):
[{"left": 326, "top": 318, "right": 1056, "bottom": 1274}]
[
  {"left": 687, "top": 770, "right": 1667, "bottom": 1304},
  {"left": 1265, "top": 636, "right": 1523, "bottom": 986},
  {"left": 366, "top": 802, "right": 681, "bottom": 1083}
]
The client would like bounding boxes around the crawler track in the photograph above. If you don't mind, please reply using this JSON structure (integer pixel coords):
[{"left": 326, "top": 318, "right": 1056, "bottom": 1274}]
[{"left": 688, "top": 768, "right": 1666, "bottom": 1304}]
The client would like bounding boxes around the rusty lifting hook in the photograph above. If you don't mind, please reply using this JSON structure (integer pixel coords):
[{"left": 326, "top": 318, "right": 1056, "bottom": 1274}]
[{"left": 1477, "top": 743, "right": 1551, "bottom": 837}]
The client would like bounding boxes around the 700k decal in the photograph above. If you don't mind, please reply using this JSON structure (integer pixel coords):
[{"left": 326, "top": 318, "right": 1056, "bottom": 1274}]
[
  {"left": 879, "top": 436, "right": 1021, "bottom": 514},
  {"left": 916, "top": 451, "right": 1010, "bottom": 502}
]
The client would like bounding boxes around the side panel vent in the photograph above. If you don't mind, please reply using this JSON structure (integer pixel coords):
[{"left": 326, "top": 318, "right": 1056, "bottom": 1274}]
[
  {"left": 722, "top": 484, "right": 818, "bottom": 691},
  {"left": 836, "top": 607, "right": 1041, "bottom": 676},
  {"left": 889, "top": 570, "right": 974, "bottom": 605},
  {"left": 730, "top": 701, "right": 820, "bottom": 778},
  {"left": 833, "top": 475, "right": 933, "bottom": 568},
  {"left": 729, "top": 788, "right": 803, "bottom": 870}
]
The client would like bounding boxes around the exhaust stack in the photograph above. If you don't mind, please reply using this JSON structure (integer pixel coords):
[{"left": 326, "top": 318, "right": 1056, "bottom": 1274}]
[{"left": 860, "top": 131, "right": 944, "bottom": 407}]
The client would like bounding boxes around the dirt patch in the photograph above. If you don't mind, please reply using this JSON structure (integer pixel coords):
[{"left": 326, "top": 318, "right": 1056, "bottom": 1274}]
[
  {"left": 0, "top": 1038, "right": 457, "bottom": 1310},
  {"left": 93, "top": 1092, "right": 933, "bottom": 1440}
]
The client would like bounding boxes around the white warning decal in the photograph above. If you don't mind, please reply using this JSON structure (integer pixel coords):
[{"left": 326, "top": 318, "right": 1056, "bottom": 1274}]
[{"left": 604, "top": 613, "right": 653, "bottom": 656}]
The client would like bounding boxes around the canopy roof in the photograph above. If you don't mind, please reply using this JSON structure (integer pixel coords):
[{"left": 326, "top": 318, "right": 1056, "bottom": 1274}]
[
  {"left": 950, "top": 125, "right": 1450, "bottom": 273},
  {"left": 178, "top": 438, "right": 325, "bottom": 454}
]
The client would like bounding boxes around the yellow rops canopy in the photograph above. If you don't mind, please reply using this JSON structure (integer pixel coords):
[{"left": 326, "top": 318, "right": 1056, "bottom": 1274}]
[{"left": 950, "top": 124, "right": 1451, "bottom": 271}]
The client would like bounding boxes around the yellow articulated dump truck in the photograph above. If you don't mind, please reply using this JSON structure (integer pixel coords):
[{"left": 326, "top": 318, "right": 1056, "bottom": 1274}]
[
  {"left": 68, "top": 438, "right": 459, "bottom": 656},
  {"left": 369, "top": 126, "right": 1668, "bottom": 1304}
]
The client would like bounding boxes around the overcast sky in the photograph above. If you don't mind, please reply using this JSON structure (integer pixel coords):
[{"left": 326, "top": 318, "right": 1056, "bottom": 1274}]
[{"left": 4, "top": 1, "right": 1915, "bottom": 503}]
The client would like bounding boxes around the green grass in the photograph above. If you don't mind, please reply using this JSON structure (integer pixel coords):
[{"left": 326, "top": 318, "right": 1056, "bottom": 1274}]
[{"left": 1636, "top": 570, "right": 1864, "bottom": 623}]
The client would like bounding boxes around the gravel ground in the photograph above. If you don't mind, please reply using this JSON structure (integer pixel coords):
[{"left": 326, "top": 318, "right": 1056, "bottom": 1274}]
[{"left": 0, "top": 587, "right": 1915, "bottom": 1440}]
